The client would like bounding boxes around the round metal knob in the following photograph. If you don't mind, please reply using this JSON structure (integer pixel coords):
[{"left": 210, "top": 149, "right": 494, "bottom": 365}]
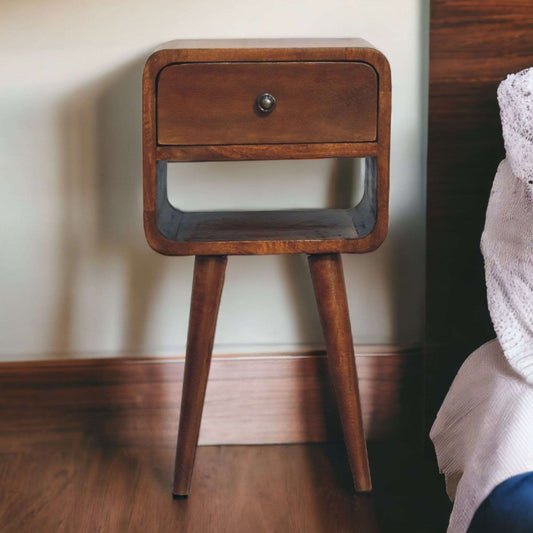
[{"left": 256, "top": 93, "right": 276, "bottom": 114}]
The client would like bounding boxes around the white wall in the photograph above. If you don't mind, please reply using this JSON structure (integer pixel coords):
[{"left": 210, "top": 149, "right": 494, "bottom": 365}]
[{"left": 0, "top": 0, "right": 428, "bottom": 360}]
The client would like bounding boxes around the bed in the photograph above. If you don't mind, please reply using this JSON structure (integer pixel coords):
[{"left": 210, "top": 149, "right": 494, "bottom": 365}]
[{"left": 429, "top": 65, "right": 533, "bottom": 533}]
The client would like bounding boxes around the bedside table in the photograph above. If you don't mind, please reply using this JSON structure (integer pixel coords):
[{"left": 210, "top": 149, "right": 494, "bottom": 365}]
[{"left": 142, "top": 38, "right": 391, "bottom": 496}]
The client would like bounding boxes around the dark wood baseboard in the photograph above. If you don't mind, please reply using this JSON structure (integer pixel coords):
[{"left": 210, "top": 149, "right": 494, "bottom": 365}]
[{"left": 0, "top": 346, "right": 422, "bottom": 449}]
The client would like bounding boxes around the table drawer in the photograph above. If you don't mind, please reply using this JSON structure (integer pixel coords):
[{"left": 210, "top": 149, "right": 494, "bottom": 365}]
[{"left": 156, "top": 62, "right": 378, "bottom": 146}]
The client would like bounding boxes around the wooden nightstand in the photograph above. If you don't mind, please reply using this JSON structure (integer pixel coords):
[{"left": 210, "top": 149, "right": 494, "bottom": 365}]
[{"left": 142, "top": 38, "right": 391, "bottom": 496}]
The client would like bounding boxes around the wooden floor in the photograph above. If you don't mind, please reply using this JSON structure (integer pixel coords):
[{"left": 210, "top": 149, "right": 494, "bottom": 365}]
[
  {"left": 0, "top": 439, "right": 450, "bottom": 532},
  {"left": 0, "top": 357, "right": 450, "bottom": 532}
]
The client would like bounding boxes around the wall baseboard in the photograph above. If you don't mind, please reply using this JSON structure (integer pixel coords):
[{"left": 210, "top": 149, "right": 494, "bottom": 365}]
[{"left": 0, "top": 346, "right": 422, "bottom": 449}]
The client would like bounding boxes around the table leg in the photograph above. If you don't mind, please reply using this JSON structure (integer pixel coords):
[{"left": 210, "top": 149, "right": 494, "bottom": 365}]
[
  {"left": 173, "top": 255, "right": 227, "bottom": 496},
  {"left": 308, "top": 253, "right": 372, "bottom": 492}
]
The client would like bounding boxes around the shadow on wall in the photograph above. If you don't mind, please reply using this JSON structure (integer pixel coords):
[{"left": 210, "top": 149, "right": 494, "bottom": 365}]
[
  {"left": 50, "top": 53, "right": 178, "bottom": 356},
  {"left": 96, "top": 56, "right": 170, "bottom": 354},
  {"left": 49, "top": 54, "right": 393, "bottom": 357}
]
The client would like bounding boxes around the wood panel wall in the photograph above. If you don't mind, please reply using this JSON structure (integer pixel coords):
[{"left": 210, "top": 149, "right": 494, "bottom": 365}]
[{"left": 426, "top": 0, "right": 533, "bottom": 418}]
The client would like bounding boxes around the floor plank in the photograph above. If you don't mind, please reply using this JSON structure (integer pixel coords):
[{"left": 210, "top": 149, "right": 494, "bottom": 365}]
[{"left": 0, "top": 441, "right": 449, "bottom": 533}]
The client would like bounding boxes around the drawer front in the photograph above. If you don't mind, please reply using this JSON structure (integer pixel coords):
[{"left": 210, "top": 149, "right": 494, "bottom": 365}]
[{"left": 156, "top": 62, "right": 378, "bottom": 146}]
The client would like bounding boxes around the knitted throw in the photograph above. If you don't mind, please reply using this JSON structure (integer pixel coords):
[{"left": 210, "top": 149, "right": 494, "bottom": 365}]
[
  {"left": 431, "top": 67, "right": 533, "bottom": 533},
  {"left": 481, "top": 66, "right": 533, "bottom": 383}
]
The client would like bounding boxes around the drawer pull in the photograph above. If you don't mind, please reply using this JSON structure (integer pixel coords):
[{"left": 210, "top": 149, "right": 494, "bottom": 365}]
[{"left": 256, "top": 93, "right": 276, "bottom": 114}]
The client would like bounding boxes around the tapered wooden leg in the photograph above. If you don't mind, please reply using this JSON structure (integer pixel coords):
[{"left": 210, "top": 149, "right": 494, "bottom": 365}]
[
  {"left": 173, "top": 255, "right": 227, "bottom": 496},
  {"left": 308, "top": 253, "right": 372, "bottom": 493}
]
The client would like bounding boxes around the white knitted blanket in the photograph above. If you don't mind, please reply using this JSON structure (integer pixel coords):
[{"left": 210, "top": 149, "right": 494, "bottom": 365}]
[
  {"left": 482, "top": 67, "right": 533, "bottom": 383},
  {"left": 431, "top": 67, "right": 533, "bottom": 533},
  {"left": 431, "top": 340, "right": 533, "bottom": 533}
]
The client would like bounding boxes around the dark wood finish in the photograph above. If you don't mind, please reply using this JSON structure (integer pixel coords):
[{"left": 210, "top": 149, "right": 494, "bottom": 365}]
[
  {"left": 173, "top": 255, "right": 227, "bottom": 496},
  {"left": 143, "top": 38, "right": 391, "bottom": 256},
  {"left": 146, "top": 156, "right": 385, "bottom": 256},
  {"left": 308, "top": 254, "right": 371, "bottom": 492},
  {"left": 0, "top": 439, "right": 441, "bottom": 533},
  {"left": 177, "top": 209, "right": 359, "bottom": 242},
  {"left": 0, "top": 347, "right": 421, "bottom": 450},
  {"left": 142, "top": 39, "right": 392, "bottom": 498},
  {"left": 157, "top": 62, "right": 377, "bottom": 146},
  {"left": 0, "top": 351, "right": 446, "bottom": 531},
  {"left": 426, "top": 1, "right": 533, "bottom": 420},
  {"left": 155, "top": 142, "right": 378, "bottom": 162}
]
